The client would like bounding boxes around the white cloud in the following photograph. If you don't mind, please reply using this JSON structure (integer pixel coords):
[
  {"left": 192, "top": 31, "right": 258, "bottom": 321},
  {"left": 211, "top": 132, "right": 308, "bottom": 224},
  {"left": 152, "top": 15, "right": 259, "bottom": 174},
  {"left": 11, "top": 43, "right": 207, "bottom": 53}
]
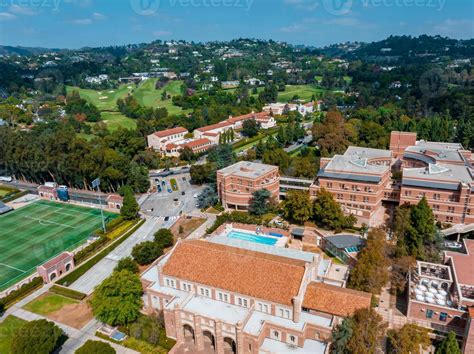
[
  {"left": 433, "top": 19, "right": 474, "bottom": 38},
  {"left": 92, "top": 12, "right": 106, "bottom": 20},
  {"left": 280, "top": 23, "right": 305, "bottom": 33},
  {"left": 153, "top": 30, "right": 172, "bottom": 36},
  {"left": 72, "top": 18, "right": 93, "bottom": 25},
  {"left": 0, "top": 12, "right": 16, "bottom": 21},
  {"left": 9, "top": 5, "right": 36, "bottom": 16}
]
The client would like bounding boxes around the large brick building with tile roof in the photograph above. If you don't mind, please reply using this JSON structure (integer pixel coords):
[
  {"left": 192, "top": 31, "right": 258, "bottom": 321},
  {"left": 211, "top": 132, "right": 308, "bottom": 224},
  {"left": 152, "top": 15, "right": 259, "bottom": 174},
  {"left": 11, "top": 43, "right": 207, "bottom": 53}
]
[{"left": 141, "top": 238, "right": 371, "bottom": 354}]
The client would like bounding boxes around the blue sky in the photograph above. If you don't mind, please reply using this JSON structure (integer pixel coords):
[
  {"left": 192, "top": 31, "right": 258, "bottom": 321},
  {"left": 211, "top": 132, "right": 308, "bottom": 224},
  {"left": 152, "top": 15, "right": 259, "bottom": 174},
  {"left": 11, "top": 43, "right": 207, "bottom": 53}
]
[{"left": 0, "top": 0, "right": 473, "bottom": 48}]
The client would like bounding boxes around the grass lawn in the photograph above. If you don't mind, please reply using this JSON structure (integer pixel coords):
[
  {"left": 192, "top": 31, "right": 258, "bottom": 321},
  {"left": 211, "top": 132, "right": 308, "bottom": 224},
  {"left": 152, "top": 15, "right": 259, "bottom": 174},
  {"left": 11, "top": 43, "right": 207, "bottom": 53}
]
[
  {"left": 66, "top": 85, "right": 134, "bottom": 111},
  {"left": 100, "top": 112, "right": 137, "bottom": 131},
  {"left": 0, "top": 187, "right": 13, "bottom": 197},
  {"left": 170, "top": 217, "right": 206, "bottom": 239},
  {"left": 23, "top": 293, "right": 78, "bottom": 316},
  {"left": 278, "top": 84, "right": 328, "bottom": 102},
  {"left": 0, "top": 315, "right": 27, "bottom": 353},
  {"left": 134, "top": 79, "right": 186, "bottom": 115}
]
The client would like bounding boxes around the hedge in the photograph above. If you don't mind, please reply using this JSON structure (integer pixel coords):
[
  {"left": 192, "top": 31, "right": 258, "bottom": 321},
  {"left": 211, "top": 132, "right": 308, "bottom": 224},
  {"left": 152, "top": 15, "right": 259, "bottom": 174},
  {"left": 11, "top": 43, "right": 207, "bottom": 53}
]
[
  {"left": 49, "top": 285, "right": 86, "bottom": 300},
  {"left": 206, "top": 211, "right": 263, "bottom": 234},
  {"left": 1, "top": 190, "right": 29, "bottom": 203},
  {"left": 74, "top": 236, "right": 109, "bottom": 264},
  {"left": 0, "top": 277, "right": 43, "bottom": 309},
  {"left": 58, "top": 218, "right": 145, "bottom": 286},
  {"left": 95, "top": 216, "right": 125, "bottom": 236}
]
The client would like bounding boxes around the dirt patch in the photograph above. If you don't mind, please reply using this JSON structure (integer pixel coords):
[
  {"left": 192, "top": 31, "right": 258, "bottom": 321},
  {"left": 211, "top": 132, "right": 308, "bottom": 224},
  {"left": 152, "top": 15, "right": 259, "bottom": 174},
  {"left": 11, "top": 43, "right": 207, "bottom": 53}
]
[
  {"left": 170, "top": 216, "right": 206, "bottom": 239},
  {"left": 47, "top": 302, "right": 93, "bottom": 329}
]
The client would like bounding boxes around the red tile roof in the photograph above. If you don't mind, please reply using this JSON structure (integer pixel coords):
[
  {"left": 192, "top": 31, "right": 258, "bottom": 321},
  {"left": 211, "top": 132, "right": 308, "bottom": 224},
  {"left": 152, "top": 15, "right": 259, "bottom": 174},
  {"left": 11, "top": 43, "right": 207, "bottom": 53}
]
[
  {"left": 39, "top": 252, "right": 73, "bottom": 270},
  {"left": 106, "top": 194, "right": 123, "bottom": 203},
  {"left": 183, "top": 138, "right": 212, "bottom": 149},
  {"left": 196, "top": 121, "right": 232, "bottom": 132},
  {"left": 154, "top": 127, "right": 188, "bottom": 138},
  {"left": 162, "top": 240, "right": 306, "bottom": 306},
  {"left": 303, "top": 282, "right": 372, "bottom": 317}
]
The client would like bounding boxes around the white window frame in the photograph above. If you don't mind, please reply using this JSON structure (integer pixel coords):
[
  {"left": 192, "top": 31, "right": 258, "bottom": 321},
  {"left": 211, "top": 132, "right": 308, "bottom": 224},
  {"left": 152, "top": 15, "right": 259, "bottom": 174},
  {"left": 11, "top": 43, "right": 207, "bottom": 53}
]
[
  {"left": 277, "top": 306, "right": 292, "bottom": 319},
  {"left": 287, "top": 334, "right": 297, "bottom": 344},
  {"left": 199, "top": 286, "right": 211, "bottom": 298},
  {"left": 165, "top": 278, "right": 176, "bottom": 289},
  {"left": 181, "top": 282, "right": 192, "bottom": 292},
  {"left": 217, "top": 291, "right": 230, "bottom": 303},
  {"left": 236, "top": 296, "right": 249, "bottom": 308},
  {"left": 256, "top": 301, "right": 271, "bottom": 314},
  {"left": 271, "top": 330, "right": 280, "bottom": 340}
]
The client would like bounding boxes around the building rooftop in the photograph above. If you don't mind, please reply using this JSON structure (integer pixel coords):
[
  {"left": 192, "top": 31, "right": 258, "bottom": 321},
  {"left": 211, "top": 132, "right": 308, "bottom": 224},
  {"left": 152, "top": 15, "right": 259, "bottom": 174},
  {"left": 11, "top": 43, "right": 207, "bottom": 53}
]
[
  {"left": 402, "top": 164, "right": 473, "bottom": 189},
  {"left": 153, "top": 127, "right": 188, "bottom": 138},
  {"left": 218, "top": 161, "right": 277, "bottom": 179},
  {"left": 325, "top": 234, "right": 365, "bottom": 250},
  {"left": 161, "top": 240, "right": 306, "bottom": 306},
  {"left": 195, "top": 120, "right": 233, "bottom": 132},
  {"left": 260, "top": 338, "right": 327, "bottom": 354},
  {"left": 0, "top": 201, "right": 13, "bottom": 215},
  {"left": 303, "top": 282, "right": 372, "bottom": 317},
  {"left": 446, "top": 239, "right": 474, "bottom": 287}
]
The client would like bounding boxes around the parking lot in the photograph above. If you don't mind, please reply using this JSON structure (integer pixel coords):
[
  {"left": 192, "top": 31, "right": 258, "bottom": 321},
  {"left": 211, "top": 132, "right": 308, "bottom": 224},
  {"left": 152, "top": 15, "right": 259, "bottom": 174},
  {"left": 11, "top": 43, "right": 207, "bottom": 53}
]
[{"left": 140, "top": 172, "right": 205, "bottom": 218}]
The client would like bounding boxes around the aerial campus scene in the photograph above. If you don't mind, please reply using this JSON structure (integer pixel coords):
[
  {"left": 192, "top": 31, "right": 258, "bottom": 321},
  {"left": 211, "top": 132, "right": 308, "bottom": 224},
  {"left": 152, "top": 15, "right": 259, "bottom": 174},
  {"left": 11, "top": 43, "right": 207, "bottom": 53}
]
[{"left": 0, "top": 1, "right": 473, "bottom": 354}]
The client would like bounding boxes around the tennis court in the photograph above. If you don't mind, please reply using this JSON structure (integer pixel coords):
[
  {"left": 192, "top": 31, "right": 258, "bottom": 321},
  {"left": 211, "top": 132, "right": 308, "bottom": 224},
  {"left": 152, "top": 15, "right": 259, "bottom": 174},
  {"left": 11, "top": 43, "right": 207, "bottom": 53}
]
[{"left": 0, "top": 200, "right": 118, "bottom": 291}]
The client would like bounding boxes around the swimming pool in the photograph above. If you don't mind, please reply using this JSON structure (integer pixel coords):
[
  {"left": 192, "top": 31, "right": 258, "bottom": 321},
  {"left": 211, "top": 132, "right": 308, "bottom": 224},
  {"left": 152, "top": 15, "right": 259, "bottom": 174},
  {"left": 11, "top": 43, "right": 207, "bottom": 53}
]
[{"left": 227, "top": 230, "right": 277, "bottom": 246}]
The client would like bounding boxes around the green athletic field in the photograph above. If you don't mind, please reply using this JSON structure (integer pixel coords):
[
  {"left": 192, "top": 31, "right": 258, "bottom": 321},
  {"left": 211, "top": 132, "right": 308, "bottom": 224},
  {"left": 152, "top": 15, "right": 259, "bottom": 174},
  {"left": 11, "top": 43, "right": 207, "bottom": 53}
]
[{"left": 0, "top": 200, "right": 118, "bottom": 291}]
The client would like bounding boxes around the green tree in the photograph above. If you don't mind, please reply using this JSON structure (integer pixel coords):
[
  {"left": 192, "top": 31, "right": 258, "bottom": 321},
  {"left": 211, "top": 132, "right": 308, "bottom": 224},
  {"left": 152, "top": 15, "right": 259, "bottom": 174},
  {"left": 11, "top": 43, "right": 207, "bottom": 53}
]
[
  {"left": 90, "top": 270, "right": 143, "bottom": 326},
  {"left": 313, "top": 188, "right": 355, "bottom": 231},
  {"left": 75, "top": 340, "right": 116, "bottom": 354},
  {"left": 331, "top": 317, "right": 353, "bottom": 354},
  {"left": 282, "top": 190, "right": 313, "bottom": 224},
  {"left": 347, "top": 308, "right": 387, "bottom": 354},
  {"left": 114, "top": 257, "right": 139, "bottom": 273},
  {"left": 154, "top": 228, "right": 174, "bottom": 249},
  {"left": 120, "top": 186, "right": 139, "bottom": 220},
  {"left": 242, "top": 119, "right": 260, "bottom": 137},
  {"left": 11, "top": 319, "right": 63, "bottom": 354},
  {"left": 435, "top": 331, "right": 461, "bottom": 354},
  {"left": 249, "top": 189, "right": 272, "bottom": 216},
  {"left": 387, "top": 324, "right": 431, "bottom": 354},
  {"left": 262, "top": 148, "right": 290, "bottom": 171},
  {"left": 348, "top": 228, "right": 389, "bottom": 294},
  {"left": 132, "top": 241, "right": 164, "bottom": 265},
  {"left": 197, "top": 186, "right": 219, "bottom": 209},
  {"left": 180, "top": 146, "right": 195, "bottom": 162},
  {"left": 190, "top": 163, "right": 213, "bottom": 184}
]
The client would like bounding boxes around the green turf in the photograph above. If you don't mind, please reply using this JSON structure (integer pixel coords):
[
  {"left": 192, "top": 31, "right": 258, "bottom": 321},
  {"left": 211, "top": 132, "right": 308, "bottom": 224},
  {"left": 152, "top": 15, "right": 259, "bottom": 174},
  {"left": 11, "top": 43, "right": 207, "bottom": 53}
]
[
  {"left": 277, "top": 84, "right": 328, "bottom": 102},
  {"left": 23, "top": 293, "right": 78, "bottom": 316},
  {"left": 0, "top": 316, "right": 27, "bottom": 353},
  {"left": 66, "top": 85, "right": 134, "bottom": 111},
  {"left": 0, "top": 200, "right": 118, "bottom": 291},
  {"left": 134, "top": 79, "right": 186, "bottom": 115},
  {"left": 100, "top": 112, "right": 137, "bottom": 131}
]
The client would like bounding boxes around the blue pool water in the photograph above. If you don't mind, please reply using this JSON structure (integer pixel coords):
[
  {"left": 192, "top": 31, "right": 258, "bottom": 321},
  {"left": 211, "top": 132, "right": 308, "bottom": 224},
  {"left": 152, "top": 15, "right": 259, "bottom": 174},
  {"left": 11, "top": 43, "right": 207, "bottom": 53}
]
[{"left": 227, "top": 230, "right": 277, "bottom": 245}]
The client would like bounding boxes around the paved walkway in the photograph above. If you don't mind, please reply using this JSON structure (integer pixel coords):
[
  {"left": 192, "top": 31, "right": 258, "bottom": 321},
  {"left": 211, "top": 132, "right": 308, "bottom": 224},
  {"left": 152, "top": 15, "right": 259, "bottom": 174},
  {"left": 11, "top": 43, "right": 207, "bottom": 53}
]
[
  {"left": 186, "top": 213, "right": 217, "bottom": 240},
  {"left": 70, "top": 216, "right": 169, "bottom": 294}
]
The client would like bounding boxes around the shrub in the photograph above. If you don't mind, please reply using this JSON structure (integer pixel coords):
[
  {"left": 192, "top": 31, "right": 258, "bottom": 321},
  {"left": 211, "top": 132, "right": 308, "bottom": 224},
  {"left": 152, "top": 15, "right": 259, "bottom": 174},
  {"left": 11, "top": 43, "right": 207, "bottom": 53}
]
[
  {"left": 114, "top": 257, "right": 139, "bottom": 273},
  {"left": 75, "top": 340, "right": 116, "bottom": 354},
  {"left": 74, "top": 236, "right": 109, "bottom": 264},
  {"left": 11, "top": 319, "right": 64, "bottom": 354},
  {"left": 49, "top": 285, "right": 87, "bottom": 300},
  {"left": 0, "top": 277, "right": 43, "bottom": 309},
  {"left": 154, "top": 229, "right": 174, "bottom": 249},
  {"left": 132, "top": 241, "right": 163, "bottom": 266},
  {"left": 206, "top": 211, "right": 262, "bottom": 234}
]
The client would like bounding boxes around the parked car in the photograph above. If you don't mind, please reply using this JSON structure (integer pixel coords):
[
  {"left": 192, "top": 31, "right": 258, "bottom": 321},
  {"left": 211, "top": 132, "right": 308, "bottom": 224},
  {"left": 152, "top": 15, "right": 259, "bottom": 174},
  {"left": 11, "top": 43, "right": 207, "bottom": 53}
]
[
  {"left": 162, "top": 181, "right": 166, "bottom": 186},
  {"left": 444, "top": 241, "right": 462, "bottom": 249},
  {"left": 157, "top": 185, "right": 162, "bottom": 193},
  {"left": 182, "top": 191, "right": 185, "bottom": 196},
  {"left": 164, "top": 216, "right": 169, "bottom": 221},
  {"left": 0, "top": 176, "right": 12, "bottom": 182},
  {"left": 167, "top": 188, "right": 172, "bottom": 193}
]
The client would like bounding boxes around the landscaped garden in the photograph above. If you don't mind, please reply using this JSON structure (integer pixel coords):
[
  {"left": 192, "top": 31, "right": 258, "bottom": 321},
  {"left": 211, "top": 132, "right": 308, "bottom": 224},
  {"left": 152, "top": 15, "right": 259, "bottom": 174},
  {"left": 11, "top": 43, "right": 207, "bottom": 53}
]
[{"left": 169, "top": 178, "right": 179, "bottom": 191}]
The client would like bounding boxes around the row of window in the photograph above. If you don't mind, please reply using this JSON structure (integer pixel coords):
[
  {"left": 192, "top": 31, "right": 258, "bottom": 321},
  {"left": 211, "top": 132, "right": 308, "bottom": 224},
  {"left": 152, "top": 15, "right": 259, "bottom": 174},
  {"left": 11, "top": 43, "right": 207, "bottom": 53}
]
[
  {"left": 271, "top": 330, "right": 298, "bottom": 345},
  {"left": 404, "top": 190, "right": 458, "bottom": 202},
  {"left": 164, "top": 278, "right": 290, "bottom": 316},
  {"left": 326, "top": 182, "right": 374, "bottom": 193},
  {"left": 336, "top": 194, "right": 371, "bottom": 203}
]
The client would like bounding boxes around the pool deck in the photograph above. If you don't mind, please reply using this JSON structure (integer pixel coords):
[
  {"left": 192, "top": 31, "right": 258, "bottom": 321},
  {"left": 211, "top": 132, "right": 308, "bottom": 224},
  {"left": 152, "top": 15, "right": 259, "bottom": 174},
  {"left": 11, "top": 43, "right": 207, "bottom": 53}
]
[{"left": 211, "top": 223, "right": 289, "bottom": 247}]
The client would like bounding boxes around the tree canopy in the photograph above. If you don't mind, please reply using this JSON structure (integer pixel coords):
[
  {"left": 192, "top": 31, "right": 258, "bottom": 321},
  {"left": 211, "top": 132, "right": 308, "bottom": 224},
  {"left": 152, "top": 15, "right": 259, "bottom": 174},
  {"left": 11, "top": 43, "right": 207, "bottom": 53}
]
[
  {"left": 282, "top": 190, "right": 313, "bottom": 224},
  {"left": 387, "top": 324, "right": 431, "bottom": 354},
  {"left": 435, "top": 331, "right": 461, "bottom": 354},
  {"left": 11, "top": 319, "right": 64, "bottom": 354},
  {"left": 154, "top": 228, "right": 174, "bottom": 249},
  {"left": 313, "top": 188, "right": 356, "bottom": 231},
  {"left": 75, "top": 340, "right": 116, "bottom": 354},
  {"left": 248, "top": 189, "right": 273, "bottom": 216},
  {"left": 120, "top": 185, "right": 140, "bottom": 220},
  {"left": 132, "top": 241, "right": 164, "bottom": 265},
  {"left": 90, "top": 270, "right": 143, "bottom": 326}
]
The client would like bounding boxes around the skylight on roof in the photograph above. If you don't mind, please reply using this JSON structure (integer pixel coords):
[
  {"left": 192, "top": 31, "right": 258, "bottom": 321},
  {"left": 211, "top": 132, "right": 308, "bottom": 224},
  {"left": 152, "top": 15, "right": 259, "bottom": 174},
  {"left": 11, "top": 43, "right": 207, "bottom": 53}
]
[
  {"left": 428, "top": 163, "right": 450, "bottom": 175},
  {"left": 350, "top": 158, "right": 368, "bottom": 168}
]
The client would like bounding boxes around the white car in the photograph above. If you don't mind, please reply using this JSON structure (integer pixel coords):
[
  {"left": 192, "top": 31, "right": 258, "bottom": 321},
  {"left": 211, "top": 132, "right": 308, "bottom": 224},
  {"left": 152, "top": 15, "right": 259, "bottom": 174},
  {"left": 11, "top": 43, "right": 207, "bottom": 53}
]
[
  {"left": 0, "top": 176, "right": 12, "bottom": 182},
  {"left": 193, "top": 193, "right": 199, "bottom": 198}
]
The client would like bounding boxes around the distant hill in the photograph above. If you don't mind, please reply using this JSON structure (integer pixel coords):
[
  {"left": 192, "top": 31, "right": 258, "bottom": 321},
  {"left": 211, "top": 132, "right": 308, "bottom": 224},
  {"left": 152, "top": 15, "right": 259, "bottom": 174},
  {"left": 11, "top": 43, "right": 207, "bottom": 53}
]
[
  {"left": 0, "top": 46, "right": 62, "bottom": 56},
  {"left": 322, "top": 35, "right": 474, "bottom": 62}
]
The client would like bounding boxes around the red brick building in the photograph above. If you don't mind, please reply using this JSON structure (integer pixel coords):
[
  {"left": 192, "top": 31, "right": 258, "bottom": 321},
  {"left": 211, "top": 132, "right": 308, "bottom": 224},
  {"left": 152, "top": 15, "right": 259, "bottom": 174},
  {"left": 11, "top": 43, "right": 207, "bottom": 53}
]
[
  {"left": 217, "top": 161, "right": 280, "bottom": 211},
  {"left": 309, "top": 131, "right": 474, "bottom": 226},
  {"left": 37, "top": 252, "right": 75, "bottom": 283}
]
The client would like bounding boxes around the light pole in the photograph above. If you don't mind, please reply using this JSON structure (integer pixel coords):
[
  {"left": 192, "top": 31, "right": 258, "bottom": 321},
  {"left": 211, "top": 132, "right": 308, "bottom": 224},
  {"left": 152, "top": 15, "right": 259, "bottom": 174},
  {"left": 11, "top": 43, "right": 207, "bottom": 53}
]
[{"left": 92, "top": 178, "right": 106, "bottom": 232}]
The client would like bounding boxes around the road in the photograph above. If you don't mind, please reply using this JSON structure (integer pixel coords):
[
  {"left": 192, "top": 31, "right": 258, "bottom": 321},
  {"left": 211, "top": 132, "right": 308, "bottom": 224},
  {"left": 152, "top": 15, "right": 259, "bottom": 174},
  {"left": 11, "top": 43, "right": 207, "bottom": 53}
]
[{"left": 70, "top": 216, "right": 171, "bottom": 294}]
